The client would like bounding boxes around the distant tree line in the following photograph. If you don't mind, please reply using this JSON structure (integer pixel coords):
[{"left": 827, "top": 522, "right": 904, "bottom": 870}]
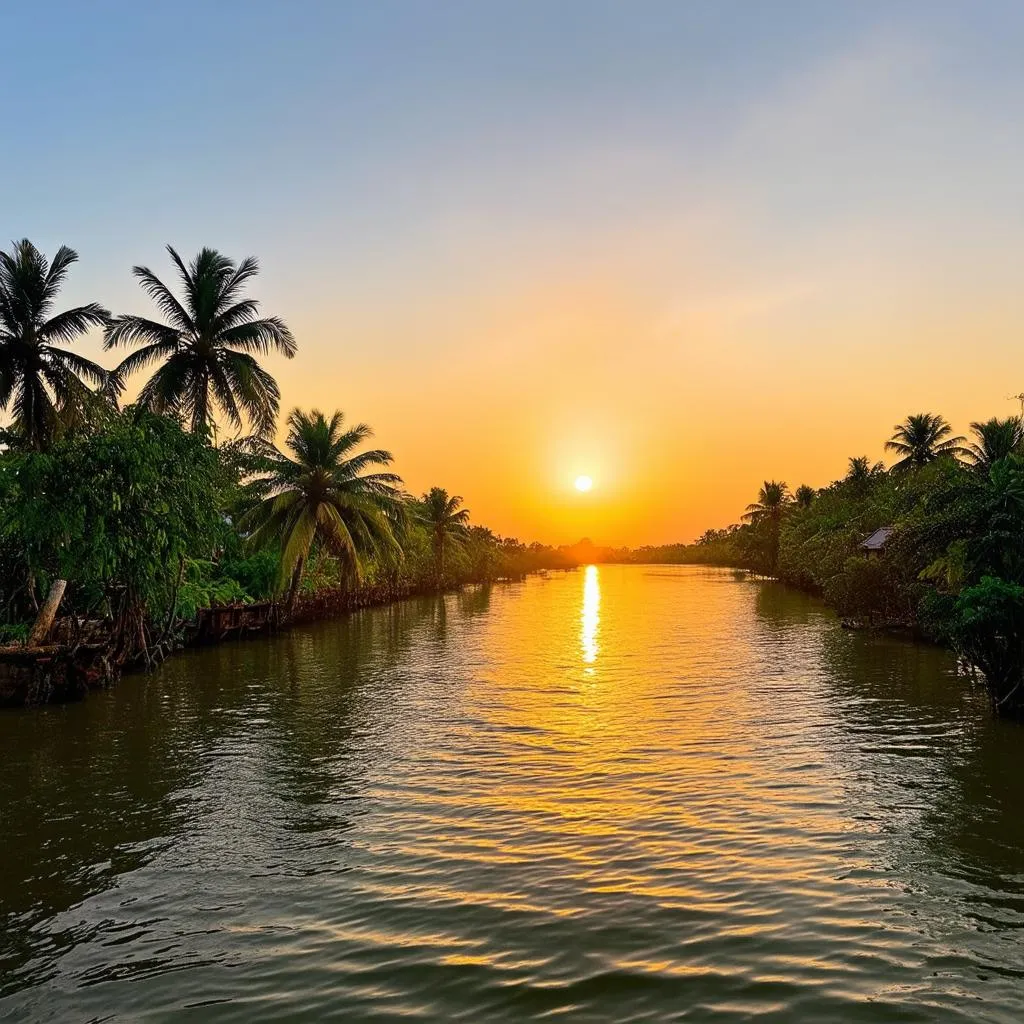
[{"left": 0, "top": 239, "right": 575, "bottom": 667}]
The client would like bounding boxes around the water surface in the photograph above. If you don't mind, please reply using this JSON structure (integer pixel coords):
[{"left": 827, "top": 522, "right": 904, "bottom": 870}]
[{"left": 2, "top": 566, "right": 1024, "bottom": 1021}]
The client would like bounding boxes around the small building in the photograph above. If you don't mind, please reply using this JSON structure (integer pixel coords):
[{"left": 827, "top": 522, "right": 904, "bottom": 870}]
[{"left": 859, "top": 527, "right": 894, "bottom": 558}]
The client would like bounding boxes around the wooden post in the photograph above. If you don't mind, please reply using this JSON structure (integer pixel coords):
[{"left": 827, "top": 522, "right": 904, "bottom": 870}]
[{"left": 28, "top": 579, "right": 66, "bottom": 647}]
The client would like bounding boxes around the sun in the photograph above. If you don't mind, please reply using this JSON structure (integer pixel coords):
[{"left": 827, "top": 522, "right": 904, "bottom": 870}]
[{"left": 574, "top": 475, "right": 594, "bottom": 492}]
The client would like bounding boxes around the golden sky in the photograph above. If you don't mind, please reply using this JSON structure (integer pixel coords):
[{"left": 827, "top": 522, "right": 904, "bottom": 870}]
[{"left": 11, "top": 4, "right": 1024, "bottom": 545}]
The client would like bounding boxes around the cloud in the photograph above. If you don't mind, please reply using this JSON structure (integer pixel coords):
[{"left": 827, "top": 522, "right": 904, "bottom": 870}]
[{"left": 737, "top": 31, "right": 936, "bottom": 148}]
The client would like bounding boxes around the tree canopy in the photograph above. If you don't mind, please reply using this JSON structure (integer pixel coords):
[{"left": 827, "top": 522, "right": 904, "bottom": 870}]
[
  {"left": 106, "top": 246, "right": 295, "bottom": 438},
  {"left": 0, "top": 240, "right": 110, "bottom": 450}
]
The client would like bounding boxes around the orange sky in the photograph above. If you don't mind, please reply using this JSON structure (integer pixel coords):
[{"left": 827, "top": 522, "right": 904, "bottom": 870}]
[
  {"left": 14, "top": 5, "right": 1024, "bottom": 546},
  {"left": 267, "top": 241, "right": 1021, "bottom": 546}
]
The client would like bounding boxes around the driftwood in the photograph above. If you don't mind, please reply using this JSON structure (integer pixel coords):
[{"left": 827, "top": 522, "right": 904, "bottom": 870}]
[{"left": 27, "top": 579, "right": 66, "bottom": 647}]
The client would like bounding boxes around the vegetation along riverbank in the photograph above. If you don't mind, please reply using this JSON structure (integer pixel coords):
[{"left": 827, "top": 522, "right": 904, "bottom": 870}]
[
  {"left": 613, "top": 415, "right": 1024, "bottom": 716},
  {"left": 0, "top": 239, "right": 576, "bottom": 705},
  {"left": 1, "top": 237, "right": 1021, "bottom": 718}
]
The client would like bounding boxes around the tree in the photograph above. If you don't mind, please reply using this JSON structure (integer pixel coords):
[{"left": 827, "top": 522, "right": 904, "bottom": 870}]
[
  {"left": 842, "top": 456, "right": 886, "bottom": 497},
  {"left": 963, "top": 416, "right": 1024, "bottom": 473},
  {"left": 241, "top": 409, "right": 404, "bottom": 609},
  {"left": 794, "top": 484, "right": 815, "bottom": 509},
  {"left": 106, "top": 246, "right": 295, "bottom": 438},
  {"left": 2, "top": 408, "right": 224, "bottom": 661},
  {"left": 420, "top": 487, "right": 470, "bottom": 579},
  {"left": 742, "top": 480, "right": 791, "bottom": 573},
  {"left": 0, "top": 239, "right": 111, "bottom": 450},
  {"left": 885, "top": 413, "right": 966, "bottom": 472},
  {"left": 743, "top": 480, "right": 791, "bottom": 525},
  {"left": 949, "top": 577, "right": 1024, "bottom": 714}
]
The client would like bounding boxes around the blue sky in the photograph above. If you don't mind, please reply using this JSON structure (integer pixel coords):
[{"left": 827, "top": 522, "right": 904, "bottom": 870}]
[{"left": 4, "top": 2, "right": 1024, "bottom": 542}]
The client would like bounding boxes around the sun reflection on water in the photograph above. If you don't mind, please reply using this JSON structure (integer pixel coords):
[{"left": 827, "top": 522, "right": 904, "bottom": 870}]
[{"left": 580, "top": 564, "right": 601, "bottom": 667}]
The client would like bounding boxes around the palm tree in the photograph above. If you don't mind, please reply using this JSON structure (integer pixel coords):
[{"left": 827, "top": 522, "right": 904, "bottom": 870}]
[
  {"left": 963, "top": 416, "right": 1024, "bottom": 473},
  {"left": 885, "top": 413, "right": 966, "bottom": 472},
  {"left": 743, "top": 480, "right": 791, "bottom": 524},
  {"left": 0, "top": 239, "right": 110, "bottom": 449},
  {"left": 742, "top": 480, "right": 791, "bottom": 573},
  {"left": 420, "top": 487, "right": 470, "bottom": 578},
  {"left": 105, "top": 246, "right": 295, "bottom": 438},
  {"left": 794, "top": 484, "right": 815, "bottom": 509},
  {"left": 241, "top": 409, "right": 404, "bottom": 609},
  {"left": 844, "top": 455, "right": 886, "bottom": 495}
]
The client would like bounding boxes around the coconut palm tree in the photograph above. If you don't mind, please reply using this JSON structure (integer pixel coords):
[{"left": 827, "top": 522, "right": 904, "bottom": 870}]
[
  {"left": 963, "top": 416, "right": 1024, "bottom": 473},
  {"left": 241, "top": 409, "right": 404, "bottom": 609},
  {"left": 885, "top": 413, "right": 966, "bottom": 472},
  {"left": 0, "top": 239, "right": 111, "bottom": 449},
  {"left": 844, "top": 455, "right": 886, "bottom": 496},
  {"left": 742, "top": 480, "right": 791, "bottom": 525},
  {"left": 421, "top": 487, "right": 470, "bottom": 578},
  {"left": 847, "top": 456, "right": 871, "bottom": 484},
  {"left": 794, "top": 484, "right": 815, "bottom": 510},
  {"left": 105, "top": 246, "right": 295, "bottom": 438},
  {"left": 742, "top": 480, "right": 791, "bottom": 573}
]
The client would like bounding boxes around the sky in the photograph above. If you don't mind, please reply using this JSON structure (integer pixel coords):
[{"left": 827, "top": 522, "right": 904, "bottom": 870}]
[{"left": 4, "top": 1, "right": 1024, "bottom": 545}]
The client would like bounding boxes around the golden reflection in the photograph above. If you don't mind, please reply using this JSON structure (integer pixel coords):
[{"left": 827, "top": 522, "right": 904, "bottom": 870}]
[{"left": 580, "top": 564, "right": 601, "bottom": 666}]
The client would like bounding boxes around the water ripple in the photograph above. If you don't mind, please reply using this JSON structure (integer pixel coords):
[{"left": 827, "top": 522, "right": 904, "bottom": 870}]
[{"left": 2, "top": 567, "right": 1024, "bottom": 1021}]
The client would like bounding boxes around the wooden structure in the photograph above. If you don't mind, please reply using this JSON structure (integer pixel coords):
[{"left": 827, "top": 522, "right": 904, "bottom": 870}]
[
  {"left": 192, "top": 601, "right": 282, "bottom": 643},
  {"left": 859, "top": 527, "right": 894, "bottom": 558},
  {"left": 0, "top": 644, "right": 116, "bottom": 707}
]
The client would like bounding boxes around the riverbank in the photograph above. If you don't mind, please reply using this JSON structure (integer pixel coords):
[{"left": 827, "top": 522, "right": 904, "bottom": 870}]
[
  {"left": 0, "top": 568, "right": 571, "bottom": 708},
  {"left": 617, "top": 454, "right": 1024, "bottom": 717}
]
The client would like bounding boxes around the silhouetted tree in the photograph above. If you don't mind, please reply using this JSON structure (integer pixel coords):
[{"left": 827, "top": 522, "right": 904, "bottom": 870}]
[
  {"left": 106, "top": 246, "right": 295, "bottom": 437},
  {"left": 885, "top": 413, "right": 965, "bottom": 472},
  {"left": 0, "top": 240, "right": 110, "bottom": 449},
  {"left": 420, "top": 487, "right": 470, "bottom": 579},
  {"left": 742, "top": 480, "right": 791, "bottom": 573},
  {"left": 964, "top": 416, "right": 1024, "bottom": 473},
  {"left": 794, "top": 484, "right": 815, "bottom": 509}
]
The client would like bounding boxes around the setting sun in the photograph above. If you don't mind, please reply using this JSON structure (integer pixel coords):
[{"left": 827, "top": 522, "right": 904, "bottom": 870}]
[{"left": 574, "top": 475, "right": 594, "bottom": 493}]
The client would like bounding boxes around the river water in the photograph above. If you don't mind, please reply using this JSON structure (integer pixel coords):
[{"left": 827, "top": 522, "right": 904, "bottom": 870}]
[{"left": 2, "top": 565, "right": 1023, "bottom": 1022}]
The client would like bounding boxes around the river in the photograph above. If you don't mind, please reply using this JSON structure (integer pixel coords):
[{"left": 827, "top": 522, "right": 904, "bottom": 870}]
[{"left": 2, "top": 565, "right": 1023, "bottom": 1022}]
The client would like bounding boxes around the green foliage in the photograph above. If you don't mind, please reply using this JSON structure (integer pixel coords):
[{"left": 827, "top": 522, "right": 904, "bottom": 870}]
[
  {"left": 741, "top": 481, "right": 791, "bottom": 573},
  {"left": 176, "top": 560, "right": 251, "bottom": 621},
  {"left": 947, "top": 577, "right": 1024, "bottom": 711},
  {"left": 240, "top": 408, "right": 405, "bottom": 600},
  {"left": 417, "top": 487, "right": 471, "bottom": 580},
  {"left": 217, "top": 545, "right": 280, "bottom": 601},
  {"left": 647, "top": 431, "right": 1024, "bottom": 714},
  {"left": 1, "top": 407, "right": 224, "bottom": 625},
  {"left": 0, "top": 623, "right": 29, "bottom": 645},
  {"left": 0, "top": 240, "right": 575, "bottom": 668},
  {"left": 794, "top": 485, "right": 815, "bottom": 510},
  {"left": 823, "top": 556, "right": 909, "bottom": 626},
  {"left": 964, "top": 417, "right": 1024, "bottom": 473}
]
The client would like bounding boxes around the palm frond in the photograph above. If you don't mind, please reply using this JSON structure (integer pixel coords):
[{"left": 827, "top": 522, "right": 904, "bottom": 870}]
[
  {"left": 45, "top": 347, "right": 109, "bottom": 387},
  {"left": 105, "top": 314, "right": 181, "bottom": 350},
  {"left": 132, "top": 265, "right": 196, "bottom": 332},
  {"left": 219, "top": 316, "right": 297, "bottom": 358},
  {"left": 38, "top": 302, "right": 110, "bottom": 343}
]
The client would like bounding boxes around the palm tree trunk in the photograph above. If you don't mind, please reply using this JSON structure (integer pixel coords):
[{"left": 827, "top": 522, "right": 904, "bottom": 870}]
[
  {"left": 286, "top": 555, "right": 306, "bottom": 615},
  {"left": 192, "top": 371, "right": 210, "bottom": 435},
  {"left": 28, "top": 579, "right": 66, "bottom": 647}
]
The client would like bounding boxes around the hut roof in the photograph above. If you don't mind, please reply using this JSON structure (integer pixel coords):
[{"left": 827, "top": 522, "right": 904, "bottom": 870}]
[{"left": 859, "top": 527, "right": 894, "bottom": 551}]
